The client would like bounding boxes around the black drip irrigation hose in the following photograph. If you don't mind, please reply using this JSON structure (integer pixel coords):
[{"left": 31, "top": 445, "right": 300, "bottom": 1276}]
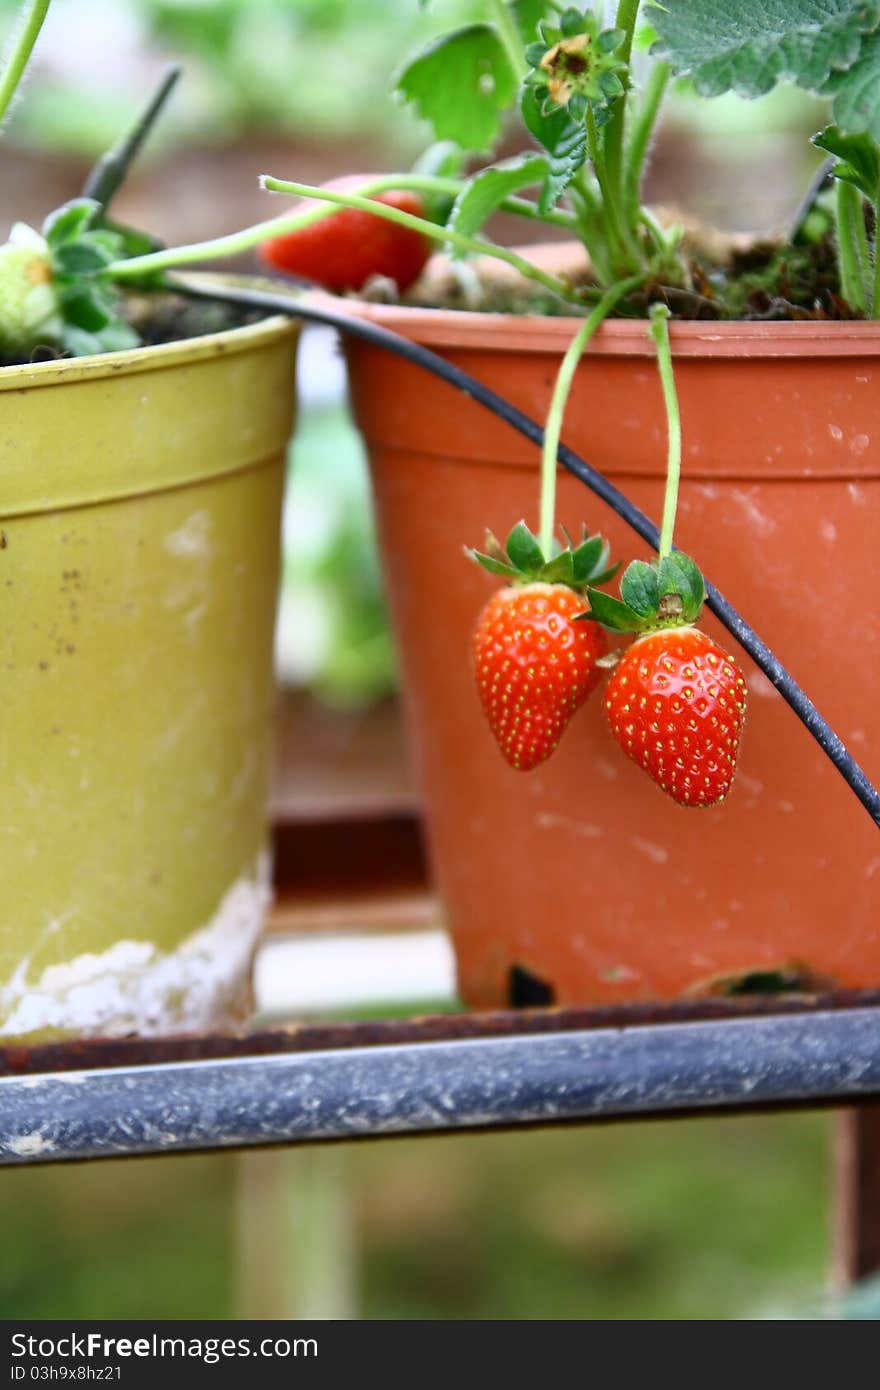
[{"left": 171, "top": 273, "right": 880, "bottom": 831}]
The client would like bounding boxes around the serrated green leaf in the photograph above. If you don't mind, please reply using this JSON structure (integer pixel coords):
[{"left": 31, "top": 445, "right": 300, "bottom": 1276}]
[
  {"left": 525, "top": 41, "right": 547, "bottom": 66},
  {"left": 448, "top": 154, "right": 547, "bottom": 251},
  {"left": 42, "top": 198, "right": 100, "bottom": 248},
  {"left": 57, "top": 281, "right": 113, "bottom": 332},
  {"left": 62, "top": 316, "right": 139, "bottom": 359},
  {"left": 570, "top": 535, "right": 604, "bottom": 583},
  {"left": 506, "top": 520, "right": 546, "bottom": 573},
  {"left": 657, "top": 552, "right": 706, "bottom": 621},
  {"left": 652, "top": 0, "right": 880, "bottom": 102},
  {"left": 823, "top": 29, "right": 880, "bottom": 140},
  {"left": 396, "top": 25, "right": 520, "bottom": 155},
  {"left": 540, "top": 550, "right": 576, "bottom": 585},
  {"left": 53, "top": 240, "right": 113, "bottom": 275},
  {"left": 92, "top": 320, "right": 140, "bottom": 353},
  {"left": 584, "top": 588, "right": 642, "bottom": 632},
  {"left": 620, "top": 559, "right": 661, "bottom": 618},
  {"left": 813, "top": 123, "right": 880, "bottom": 194},
  {"left": 470, "top": 549, "right": 520, "bottom": 580},
  {"left": 520, "top": 86, "right": 587, "bottom": 211}
]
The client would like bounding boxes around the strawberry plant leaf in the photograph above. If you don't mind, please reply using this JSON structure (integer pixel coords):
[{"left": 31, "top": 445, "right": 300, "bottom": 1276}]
[
  {"left": 42, "top": 198, "right": 100, "bottom": 248},
  {"left": 506, "top": 520, "right": 546, "bottom": 572},
  {"left": 822, "top": 30, "right": 880, "bottom": 140},
  {"left": 511, "top": 0, "right": 548, "bottom": 42},
  {"left": 652, "top": 0, "right": 880, "bottom": 105},
  {"left": 53, "top": 240, "right": 113, "bottom": 275},
  {"left": 812, "top": 123, "right": 880, "bottom": 193},
  {"left": 585, "top": 588, "right": 642, "bottom": 632},
  {"left": 396, "top": 25, "right": 520, "bottom": 154},
  {"left": 520, "top": 86, "right": 587, "bottom": 211},
  {"left": 620, "top": 559, "right": 660, "bottom": 618},
  {"left": 448, "top": 154, "right": 548, "bottom": 251},
  {"left": 56, "top": 281, "right": 114, "bottom": 333}
]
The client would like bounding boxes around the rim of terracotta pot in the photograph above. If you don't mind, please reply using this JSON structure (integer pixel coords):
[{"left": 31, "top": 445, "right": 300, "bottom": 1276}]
[{"left": 339, "top": 298, "right": 880, "bottom": 359}]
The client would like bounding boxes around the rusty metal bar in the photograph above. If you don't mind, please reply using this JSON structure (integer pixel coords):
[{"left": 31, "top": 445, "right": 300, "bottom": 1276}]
[{"left": 2, "top": 1005, "right": 880, "bottom": 1167}]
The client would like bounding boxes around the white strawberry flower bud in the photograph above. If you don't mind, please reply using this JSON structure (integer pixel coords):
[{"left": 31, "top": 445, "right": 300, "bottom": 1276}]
[{"left": 0, "top": 223, "right": 63, "bottom": 356}]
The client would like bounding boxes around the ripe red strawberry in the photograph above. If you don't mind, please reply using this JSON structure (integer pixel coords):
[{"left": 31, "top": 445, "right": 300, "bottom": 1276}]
[
  {"left": 469, "top": 520, "right": 618, "bottom": 770},
  {"left": 259, "top": 180, "right": 430, "bottom": 293},
  {"left": 604, "top": 626, "right": 747, "bottom": 806},
  {"left": 473, "top": 583, "right": 607, "bottom": 770}
]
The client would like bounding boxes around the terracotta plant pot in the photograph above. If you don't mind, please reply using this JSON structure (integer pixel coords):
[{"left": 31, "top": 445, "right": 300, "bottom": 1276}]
[
  {"left": 346, "top": 305, "right": 880, "bottom": 1008},
  {"left": 0, "top": 309, "right": 298, "bottom": 1039}
]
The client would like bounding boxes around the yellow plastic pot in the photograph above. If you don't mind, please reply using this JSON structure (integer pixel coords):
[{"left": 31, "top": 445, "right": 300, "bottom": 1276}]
[{"left": 0, "top": 310, "right": 298, "bottom": 1039}]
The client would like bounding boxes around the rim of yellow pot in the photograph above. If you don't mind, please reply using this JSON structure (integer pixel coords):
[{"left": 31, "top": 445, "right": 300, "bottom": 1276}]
[
  {"left": 0, "top": 311, "right": 295, "bottom": 393},
  {"left": 0, "top": 302, "right": 299, "bottom": 520}
]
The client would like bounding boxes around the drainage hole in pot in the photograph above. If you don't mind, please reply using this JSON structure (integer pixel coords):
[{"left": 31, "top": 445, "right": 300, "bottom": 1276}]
[
  {"left": 691, "top": 963, "right": 836, "bottom": 997},
  {"left": 509, "top": 964, "right": 556, "bottom": 1007}
]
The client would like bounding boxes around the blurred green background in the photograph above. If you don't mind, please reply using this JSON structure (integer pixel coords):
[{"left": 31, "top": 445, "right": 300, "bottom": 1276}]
[{"left": 0, "top": 0, "right": 855, "bottom": 1322}]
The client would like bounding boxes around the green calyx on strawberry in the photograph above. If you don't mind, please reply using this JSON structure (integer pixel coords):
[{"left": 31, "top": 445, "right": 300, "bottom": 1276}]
[
  {"left": 583, "top": 551, "right": 706, "bottom": 634},
  {"left": 469, "top": 519, "right": 619, "bottom": 593}
]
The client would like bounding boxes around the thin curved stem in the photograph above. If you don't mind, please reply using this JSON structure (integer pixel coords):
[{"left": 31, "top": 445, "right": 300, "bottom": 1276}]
[
  {"left": 539, "top": 274, "right": 646, "bottom": 556},
  {"left": 169, "top": 272, "right": 880, "bottom": 831},
  {"left": 0, "top": 0, "right": 50, "bottom": 128},
  {"left": 109, "top": 174, "right": 584, "bottom": 309},
  {"left": 648, "top": 304, "right": 682, "bottom": 560}
]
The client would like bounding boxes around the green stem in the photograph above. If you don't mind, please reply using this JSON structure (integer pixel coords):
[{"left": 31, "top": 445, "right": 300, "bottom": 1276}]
[
  {"left": 624, "top": 59, "right": 669, "bottom": 225},
  {"left": 836, "top": 180, "right": 867, "bottom": 313},
  {"left": 0, "top": 0, "right": 50, "bottom": 127},
  {"left": 852, "top": 192, "right": 872, "bottom": 305},
  {"left": 487, "top": 0, "right": 526, "bottom": 79},
  {"left": 649, "top": 304, "right": 681, "bottom": 561},
  {"left": 108, "top": 173, "right": 584, "bottom": 307},
  {"left": 538, "top": 273, "right": 646, "bottom": 557},
  {"left": 602, "top": 0, "right": 641, "bottom": 225},
  {"left": 586, "top": 105, "right": 630, "bottom": 266},
  {"left": 872, "top": 183, "right": 880, "bottom": 318}
]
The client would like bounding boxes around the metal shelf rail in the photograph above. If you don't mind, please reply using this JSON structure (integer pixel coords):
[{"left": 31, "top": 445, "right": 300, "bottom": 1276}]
[{"left": 2, "top": 994, "right": 880, "bottom": 1170}]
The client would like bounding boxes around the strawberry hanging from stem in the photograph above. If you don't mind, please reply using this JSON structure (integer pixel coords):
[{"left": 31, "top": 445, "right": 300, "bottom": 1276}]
[
  {"left": 584, "top": 306, "right": 748, "bottom": 807},
  {"left": 467, "top": 279, "right": 643, "bottom": 771},
  {"left": 587, "top": 552, "right": 747, "bottom": 806},
  {"left": 470, "top": 520, "right": 618, "bottom": 771}
]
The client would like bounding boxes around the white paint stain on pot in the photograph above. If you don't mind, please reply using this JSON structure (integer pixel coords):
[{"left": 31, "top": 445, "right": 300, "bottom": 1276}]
[
  {"left": 0, "top": 854, "right": 269, "bottom": 1038},
  {"left": 729, "top": 489, "right": 777, "bottom": 537},
  {"left": 537, "top": 812, "right": 603, "bottom": 839},
  {"left": 163, "top": 510, "right": 213, "bottom": 559},
  {"left": 631, "top": 837, "right": 669, "bottom": 865}
]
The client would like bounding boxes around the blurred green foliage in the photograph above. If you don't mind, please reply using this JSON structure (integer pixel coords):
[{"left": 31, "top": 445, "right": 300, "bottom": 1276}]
[
  {"left": 0, "top": 0, "right": 492, "bottom": 154},
  {"left": 0, "top": 1113, "right": 832, "bottom": 1319}
]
